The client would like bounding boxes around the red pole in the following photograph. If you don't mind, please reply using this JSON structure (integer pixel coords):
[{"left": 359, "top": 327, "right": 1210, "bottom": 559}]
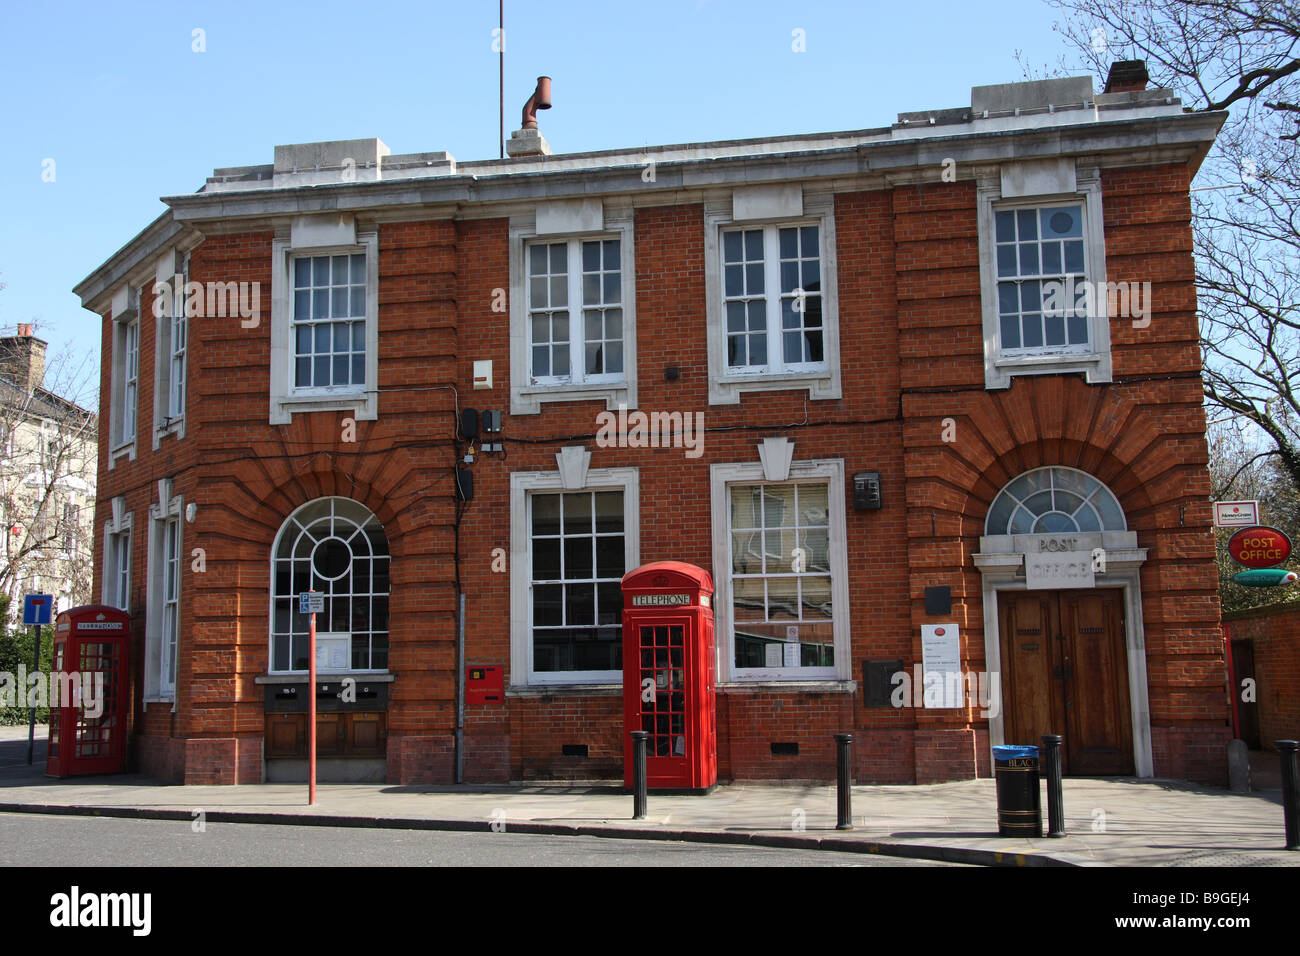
[
  {"left": 308, "top": 608, "right": 317, "bottom": 805},
  {"left": 1224, "top": 625, "right": 1241, "bottom": 739}
]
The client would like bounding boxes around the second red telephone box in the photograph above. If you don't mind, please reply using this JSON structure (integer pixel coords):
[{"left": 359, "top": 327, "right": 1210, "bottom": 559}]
[
  {"left": 621, "top": 561, "right": 717, "bottom": 792},
  {"left": 46, "top": 605, "right": 131, "bottom": 778}
]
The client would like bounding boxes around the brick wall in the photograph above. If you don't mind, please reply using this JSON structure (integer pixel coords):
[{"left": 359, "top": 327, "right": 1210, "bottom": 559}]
[
  {"left": 96, "top": 162, "right": 1226, "bottom": 786},
  {"left": 1224, "top": 604, "right": 1300, "bottom": 748},
  {"left": 896, "top": 169, "right": 1227, "bottom": 785}
]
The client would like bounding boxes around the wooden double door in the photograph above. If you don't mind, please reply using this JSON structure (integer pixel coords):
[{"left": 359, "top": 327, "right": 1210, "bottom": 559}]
[{"left": 997, "top": 588, "right": 1134, "bottom": 775}]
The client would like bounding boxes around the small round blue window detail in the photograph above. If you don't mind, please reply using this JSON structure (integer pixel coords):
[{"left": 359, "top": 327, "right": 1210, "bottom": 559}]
[{"left": 1049, "top": 211, "right": 1075, "bottom": 235}]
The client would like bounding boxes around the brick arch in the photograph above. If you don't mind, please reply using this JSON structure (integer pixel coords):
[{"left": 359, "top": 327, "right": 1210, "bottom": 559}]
[
  {"left": 228, "top": 459, "right": 418, "bottom": 557},
  {"left": 911, "top": 376, "right": 1171, "bottom": 537},
  {"left": 258, "top": 471, "right": 389, "bottom": 536}
]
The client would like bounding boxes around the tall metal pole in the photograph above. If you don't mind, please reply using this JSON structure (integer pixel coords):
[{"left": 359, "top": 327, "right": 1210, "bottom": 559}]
[
  {"left": 499, "top": 0, "right": 504, "bottom": 159},
  {"left": 456, "top": 591, "right": 465, "bottom": 784},
  {"left": 25, "top": 623, "right": 39, "bottom": 765},
  {"left": 308, "top": 608, "right": 317, "bottom": 806}
]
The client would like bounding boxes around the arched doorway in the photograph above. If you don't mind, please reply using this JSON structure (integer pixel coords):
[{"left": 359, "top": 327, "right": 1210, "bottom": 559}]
[{"left": 974, "top": 467, "right": 1152, "bottom": 776}]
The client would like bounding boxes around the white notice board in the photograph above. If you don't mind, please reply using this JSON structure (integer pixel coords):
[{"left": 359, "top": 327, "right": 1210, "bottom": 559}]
[
  {"left": 314, "top": 633, "right": 350, "bottom": 673},
  {"left": 920, "top": 624, "right": 962, "bottom": 708},
  {"left": 1213, "top": 500, "right": 1259, "bottom": 527}
]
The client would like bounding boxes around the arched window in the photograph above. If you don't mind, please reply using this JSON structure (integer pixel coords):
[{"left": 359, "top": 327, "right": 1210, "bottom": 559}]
[
  {"left": 985, "top": 467, "right": 1126, "bottom": 536},
  {"left": 271, "top": 497, "right": 389, "bottom": 672}
]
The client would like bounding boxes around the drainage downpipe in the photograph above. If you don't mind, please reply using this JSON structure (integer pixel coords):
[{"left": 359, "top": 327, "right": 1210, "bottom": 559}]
[{"left": 456, "top": 591, "right": 465, "bottom": 784}]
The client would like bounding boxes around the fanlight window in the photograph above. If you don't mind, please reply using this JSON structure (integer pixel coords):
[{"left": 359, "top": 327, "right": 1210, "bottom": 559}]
[
  {"left": 271, "top": 497, "right": 389, "bottom": 672},
  {"left": 985, "top": 467, "right": 1126, "bottom": 535}
]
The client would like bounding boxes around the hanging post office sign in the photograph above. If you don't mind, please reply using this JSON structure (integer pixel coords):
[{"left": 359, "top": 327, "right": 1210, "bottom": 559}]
[{"left": 1227, "top": 526, "right": 1292, "bottom": 569}]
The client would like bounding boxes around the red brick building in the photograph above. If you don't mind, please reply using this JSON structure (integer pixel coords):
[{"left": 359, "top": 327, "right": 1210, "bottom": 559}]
[
  {"left": 1223, "top": 605, "right": 1300, "bottom": 751},
  {"left": 73, "top": 62, "right": 1231, "bottom": 787}
]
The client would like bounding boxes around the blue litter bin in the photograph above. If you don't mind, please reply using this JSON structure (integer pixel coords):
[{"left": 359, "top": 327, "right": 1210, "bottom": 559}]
[{"left": 993, "top": 744, "right": 1042, "bottom": 837}]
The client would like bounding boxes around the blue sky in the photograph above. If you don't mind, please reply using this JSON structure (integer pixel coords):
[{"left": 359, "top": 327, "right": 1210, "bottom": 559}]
[{"left": 0, "top": 0, "right": 1092, "bottom": 405}]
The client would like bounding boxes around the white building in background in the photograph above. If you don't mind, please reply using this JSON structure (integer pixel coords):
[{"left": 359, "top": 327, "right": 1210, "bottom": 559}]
[{"left": 0, "top": 325, "right": 97, "bottom": 619}]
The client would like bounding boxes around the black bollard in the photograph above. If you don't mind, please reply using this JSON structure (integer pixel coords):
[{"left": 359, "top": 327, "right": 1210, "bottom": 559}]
[
  {"left": 1042, "top": 734, "right": 1065, "bottom": 838},
  {"left": 631, "top": 730, "right": 648, "bottom": 820},
  {"left": 1279, "top": 740, "right": 1298, "bottom": 851},
  {"left": 835, "top": 733, "right": 853, "bottom": 830}
]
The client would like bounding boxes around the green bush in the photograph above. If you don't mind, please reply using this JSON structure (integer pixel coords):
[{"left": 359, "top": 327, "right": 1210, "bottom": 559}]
[{"left": 0, "top": 596, "right": 56, "bottom": 726}]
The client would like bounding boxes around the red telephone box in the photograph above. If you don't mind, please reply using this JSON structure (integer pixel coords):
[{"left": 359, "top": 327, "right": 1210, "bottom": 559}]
[
  {"left": 621, "top": 561, "right": 717, "bottom": 792},
  {"left": 46, "top": 605, "right": 130, "bottom": 777}
]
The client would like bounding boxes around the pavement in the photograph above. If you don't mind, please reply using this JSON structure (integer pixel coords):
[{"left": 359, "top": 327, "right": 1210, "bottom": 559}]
[{"left": 0, "top": 725, "right": 1295, "bottom": 867}]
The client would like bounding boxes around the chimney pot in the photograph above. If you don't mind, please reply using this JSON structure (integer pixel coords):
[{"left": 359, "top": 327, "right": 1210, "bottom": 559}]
[
  {"left": 521, "top": 76, "right": 552, "bottom": 130},
  {"left": 507, "top": 76, "right": 555, "bottom": 158}
]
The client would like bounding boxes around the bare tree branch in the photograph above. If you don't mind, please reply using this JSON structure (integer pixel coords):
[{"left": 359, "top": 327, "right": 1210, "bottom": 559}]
[
  {"left": 1043, "top": 0, "right": 1300, "bottom": 489},
  {"left": 0, "top": 325, "right": 97, "bottom": 617}
]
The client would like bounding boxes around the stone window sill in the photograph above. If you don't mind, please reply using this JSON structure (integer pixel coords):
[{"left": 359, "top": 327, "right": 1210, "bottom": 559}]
[
  {"left": 512, "top": 383, "right": 631, "bottom": 415},
  {"left": 717, "top": 680, "right": 857, "bottom": 693}
]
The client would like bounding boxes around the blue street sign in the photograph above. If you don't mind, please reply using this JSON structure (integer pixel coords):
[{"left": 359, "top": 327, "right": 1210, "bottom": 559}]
[
  {"left": 298, "top": 591, "right": 324, "bottom": 615},
  {"left": 22, "top": 593, "right": 53, "bottom": 626}
]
